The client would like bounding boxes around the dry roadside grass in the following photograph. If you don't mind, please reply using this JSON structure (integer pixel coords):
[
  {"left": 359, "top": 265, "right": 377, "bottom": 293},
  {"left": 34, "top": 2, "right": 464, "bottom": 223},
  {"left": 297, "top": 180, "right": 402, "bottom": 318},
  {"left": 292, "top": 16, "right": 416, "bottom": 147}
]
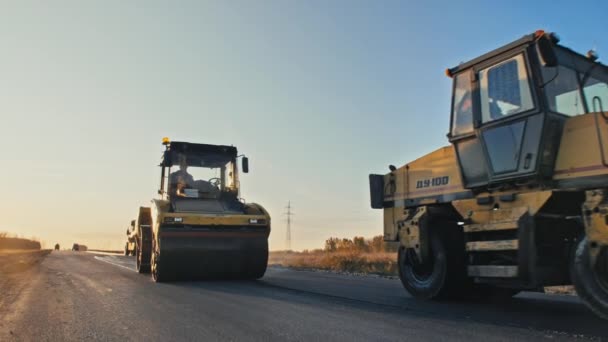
[{"left": 269, "top": 250, "right": 398, "bottom": 276}]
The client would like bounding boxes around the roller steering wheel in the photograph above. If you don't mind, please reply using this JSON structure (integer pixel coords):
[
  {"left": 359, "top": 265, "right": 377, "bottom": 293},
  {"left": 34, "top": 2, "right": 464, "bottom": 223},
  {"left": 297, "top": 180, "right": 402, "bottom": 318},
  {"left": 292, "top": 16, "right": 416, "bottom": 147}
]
[{"left": 208, "top": 177, "right": 221, "bottom": 187}]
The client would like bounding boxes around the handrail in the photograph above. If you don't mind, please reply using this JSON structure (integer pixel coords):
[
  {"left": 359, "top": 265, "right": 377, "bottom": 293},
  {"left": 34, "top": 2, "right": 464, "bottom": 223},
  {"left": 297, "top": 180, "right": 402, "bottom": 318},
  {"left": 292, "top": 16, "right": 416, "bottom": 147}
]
[{"left": 593, "top": 96, "right": 607, "bottom": 121}]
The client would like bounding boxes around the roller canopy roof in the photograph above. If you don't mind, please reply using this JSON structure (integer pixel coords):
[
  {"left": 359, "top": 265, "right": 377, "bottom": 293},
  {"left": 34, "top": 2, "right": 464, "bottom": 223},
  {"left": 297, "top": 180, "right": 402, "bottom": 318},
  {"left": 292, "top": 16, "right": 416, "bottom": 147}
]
[
  {"left": 447, "top": 31, "right": 608, "bottom": 76},
  {"left": 168, "top": 141, "right": 238, "bottom": 157},
  {"left": 163, "top": 142, "right": 238, "bottom": 168}
]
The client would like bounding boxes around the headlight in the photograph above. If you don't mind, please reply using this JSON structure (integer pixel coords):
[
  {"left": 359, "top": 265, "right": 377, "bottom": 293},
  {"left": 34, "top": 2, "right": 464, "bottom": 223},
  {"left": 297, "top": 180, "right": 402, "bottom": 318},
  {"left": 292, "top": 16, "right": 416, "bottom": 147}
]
[
  {"left": 164, "top": 217, "right": 183, "bottom": 223},
  {"left": 249, "top": 218, "right": 266, "bottom": 224}
]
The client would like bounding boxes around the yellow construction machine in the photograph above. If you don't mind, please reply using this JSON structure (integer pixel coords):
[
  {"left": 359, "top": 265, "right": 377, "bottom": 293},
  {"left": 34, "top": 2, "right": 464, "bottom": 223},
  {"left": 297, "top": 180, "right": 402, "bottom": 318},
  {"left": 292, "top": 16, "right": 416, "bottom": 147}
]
[
  {"left": 369, "top": 30, "right": 608, "bottom": 319},
  {"left": 135, "top": 138, "right": 271, "bottom": 282}
]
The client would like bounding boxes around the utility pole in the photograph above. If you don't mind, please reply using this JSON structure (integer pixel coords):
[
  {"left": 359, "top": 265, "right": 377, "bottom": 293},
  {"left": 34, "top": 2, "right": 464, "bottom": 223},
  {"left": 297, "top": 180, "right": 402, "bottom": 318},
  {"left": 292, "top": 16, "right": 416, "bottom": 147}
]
[{"left": 285, "top": 201, "right": 294, "bottom": 251}]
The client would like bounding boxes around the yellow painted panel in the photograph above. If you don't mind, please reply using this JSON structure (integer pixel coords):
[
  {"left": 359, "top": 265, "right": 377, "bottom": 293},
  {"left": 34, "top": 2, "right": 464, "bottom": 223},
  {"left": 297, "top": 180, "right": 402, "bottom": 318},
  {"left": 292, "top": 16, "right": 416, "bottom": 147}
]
[
  {"left": 554, "top": 113, "right": 608, "bottom": 179},
  {"left": 383, "top": 207, "right": 396, "bottom": 240},
  {"left": 389, "top": 146, "right": 466, "bottom": 201},
  {"left": 161, "top": 213, "right": 268, "bottom": 226}
]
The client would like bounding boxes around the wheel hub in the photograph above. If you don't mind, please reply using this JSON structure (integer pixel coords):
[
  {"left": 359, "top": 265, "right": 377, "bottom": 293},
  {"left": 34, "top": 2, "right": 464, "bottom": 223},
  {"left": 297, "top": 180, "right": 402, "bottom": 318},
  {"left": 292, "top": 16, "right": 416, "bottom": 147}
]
[{"left": 406, "top": 248, "right": 435, "bottom": 281}]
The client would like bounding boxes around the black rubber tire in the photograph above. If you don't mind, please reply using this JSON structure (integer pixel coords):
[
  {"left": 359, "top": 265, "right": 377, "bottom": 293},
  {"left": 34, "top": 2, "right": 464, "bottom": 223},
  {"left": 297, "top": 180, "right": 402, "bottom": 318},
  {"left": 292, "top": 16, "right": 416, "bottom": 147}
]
[
  {"left": 136, "top": 244, "right": 150, "bottom": 274},
  {"left": 151, "top": 240, "right": 174, "bottom": 283},
  {"left": 124, "top": 244, "right": 129, "bottom": 256},
  {"left": 398, "top": 228, "right": 466, "bottom": 299},
  {"left": 151, "top": 250, "right": 164, "bottom": 282},
  {"left": 571, "top": 237, "right": 608, "bottom": 320}
]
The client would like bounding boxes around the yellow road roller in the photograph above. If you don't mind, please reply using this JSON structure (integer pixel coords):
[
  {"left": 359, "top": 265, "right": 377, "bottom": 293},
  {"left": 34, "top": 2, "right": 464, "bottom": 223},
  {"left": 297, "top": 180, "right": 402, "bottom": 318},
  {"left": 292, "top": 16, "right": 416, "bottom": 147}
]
[{"left": 136, "top": 138, "right": 271, "bottom": 282}]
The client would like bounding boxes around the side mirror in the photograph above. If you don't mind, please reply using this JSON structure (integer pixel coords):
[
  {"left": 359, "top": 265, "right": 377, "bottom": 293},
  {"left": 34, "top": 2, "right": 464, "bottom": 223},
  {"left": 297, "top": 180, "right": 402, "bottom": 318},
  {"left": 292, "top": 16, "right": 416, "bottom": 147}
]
[
  {"left": 242, "top": 157, "right": 249, "bottom": 173},
  {"left": 537, "top": 36, "right": 558, "bottom": 67},
  {"left": 369, "top": 174, "right": 385, "bottom": 209},
  {"left": 130, "top": 220, "right": 135, "bottom": 228}
]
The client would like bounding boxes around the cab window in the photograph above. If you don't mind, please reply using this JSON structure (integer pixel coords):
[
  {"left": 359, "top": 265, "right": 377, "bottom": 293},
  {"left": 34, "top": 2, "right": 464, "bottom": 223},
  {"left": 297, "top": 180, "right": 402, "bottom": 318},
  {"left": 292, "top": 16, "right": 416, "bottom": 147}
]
[
  {"left": 584, "top": 77, "right": 608, "bottom": 114},
  {"left": 543, "top": 66, "right": 585, "bottom": 116},
  {"left": 479, "top": 54, "right": 534, "bottom": 123},
  {"left": 451, "top": 71, "right": 473, "bottom": 136}
]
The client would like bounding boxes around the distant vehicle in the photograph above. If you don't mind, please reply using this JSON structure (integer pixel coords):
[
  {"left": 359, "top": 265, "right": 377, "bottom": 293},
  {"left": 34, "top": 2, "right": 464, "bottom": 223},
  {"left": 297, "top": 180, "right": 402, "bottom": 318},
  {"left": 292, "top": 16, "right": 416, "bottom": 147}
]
[
  {"left": 124, "top": 220, "right": 137, "bottom": 256},
  {"left": 72, "top": 244, "right": 87, "bottom": 252},
  {"left": 54, "top": 243, "right": 60, "bottom": 250}
]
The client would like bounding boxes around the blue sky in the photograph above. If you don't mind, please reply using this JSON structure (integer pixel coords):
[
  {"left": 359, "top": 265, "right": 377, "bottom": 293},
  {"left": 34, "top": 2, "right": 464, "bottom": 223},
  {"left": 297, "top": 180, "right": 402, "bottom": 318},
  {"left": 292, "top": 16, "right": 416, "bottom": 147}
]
[{"left": 0, "top": 0, "right": 606, "bottom": 250}]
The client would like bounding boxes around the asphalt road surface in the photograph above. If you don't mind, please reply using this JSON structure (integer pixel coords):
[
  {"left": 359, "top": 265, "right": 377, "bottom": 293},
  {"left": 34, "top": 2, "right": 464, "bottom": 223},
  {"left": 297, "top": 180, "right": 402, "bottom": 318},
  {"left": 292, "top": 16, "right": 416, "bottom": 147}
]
[{"left": 1, "top": 251, "right": 606, "bottom": 341}]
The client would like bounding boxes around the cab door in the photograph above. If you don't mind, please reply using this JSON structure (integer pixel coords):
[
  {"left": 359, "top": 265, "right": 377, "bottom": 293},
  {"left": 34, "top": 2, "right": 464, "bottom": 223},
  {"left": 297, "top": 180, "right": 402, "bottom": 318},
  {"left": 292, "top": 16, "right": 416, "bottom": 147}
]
[
  {"left": 450, "top": 70, "right": 491, "bottom": 188},
  {"left": 476, "top": 52, "right": 544, "bottom": 184},
  {"left": 451, "top": 50, "right": 549, "bottom": 189}
]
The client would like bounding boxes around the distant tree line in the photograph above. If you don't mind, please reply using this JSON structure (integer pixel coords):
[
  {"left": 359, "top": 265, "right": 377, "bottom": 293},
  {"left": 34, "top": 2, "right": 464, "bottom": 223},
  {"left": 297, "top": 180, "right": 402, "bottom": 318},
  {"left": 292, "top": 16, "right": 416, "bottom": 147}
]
[
  {"left": 323, "top": 235, "right": 398, "bottom": 253},
  {"left": 0, "top": 232, "right": 41, "bottom": 250}
]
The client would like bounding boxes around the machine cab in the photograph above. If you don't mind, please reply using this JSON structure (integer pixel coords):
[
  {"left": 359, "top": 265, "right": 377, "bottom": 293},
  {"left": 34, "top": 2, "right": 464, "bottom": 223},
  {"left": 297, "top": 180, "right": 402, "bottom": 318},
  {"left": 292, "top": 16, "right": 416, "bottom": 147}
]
[
  {"left": 448, "top": 30, "right": 608, "bottom": 190},
  {"left": 158, "top": 139, "right": 249, "bottom": 212}
]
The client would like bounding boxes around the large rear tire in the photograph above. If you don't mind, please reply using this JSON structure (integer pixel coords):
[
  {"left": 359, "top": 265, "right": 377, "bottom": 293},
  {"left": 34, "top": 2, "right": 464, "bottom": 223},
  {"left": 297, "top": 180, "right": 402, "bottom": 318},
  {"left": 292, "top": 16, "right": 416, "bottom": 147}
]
[
  {"left": 136, "top": 225, "right": 152, "bottom": 274},
  {"left": 398, "top": 227, "right": 466, "bottom": 299},
  {"left": 151, "top": 240, "right": 172, "bottom": 283},
  {"left": 136, "top": 243, "right": 151, "bottom": 274},
  {"left": 571, "top": 237, "right": 608, "bottom": 320},
  {"left": 151, "top": 250, "right": 164, "bottom": 282}
]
